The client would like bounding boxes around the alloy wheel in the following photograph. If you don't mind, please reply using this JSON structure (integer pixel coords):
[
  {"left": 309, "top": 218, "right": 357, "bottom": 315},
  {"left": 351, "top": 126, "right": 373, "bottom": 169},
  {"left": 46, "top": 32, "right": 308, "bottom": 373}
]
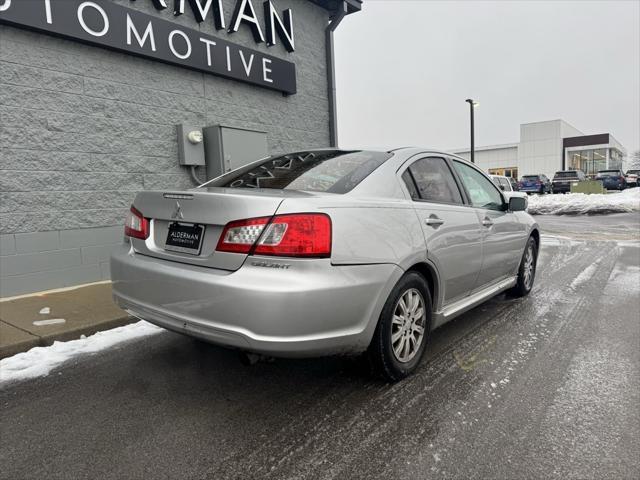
[
  {"left": 391, "top": 288, "right": 426, "bottom": 363},
  {"left": 523, "top": 244, "right": 535, "bottom": 290}
]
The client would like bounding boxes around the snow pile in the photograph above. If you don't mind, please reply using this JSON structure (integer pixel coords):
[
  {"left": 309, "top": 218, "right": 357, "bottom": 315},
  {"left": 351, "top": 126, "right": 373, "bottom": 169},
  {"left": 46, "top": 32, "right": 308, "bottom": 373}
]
[
  {"left": 0, "top": 321, "right": 162, "bottom": 385},
  {"left": 527, "top": 187, "right": 640, "bottom": 215}
]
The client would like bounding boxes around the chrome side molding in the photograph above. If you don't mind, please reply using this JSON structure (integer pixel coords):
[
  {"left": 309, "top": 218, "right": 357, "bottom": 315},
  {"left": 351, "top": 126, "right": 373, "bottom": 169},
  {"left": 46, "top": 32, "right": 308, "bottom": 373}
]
[{"left": 432, "top": 276, "right": 518, "bottom": 328}]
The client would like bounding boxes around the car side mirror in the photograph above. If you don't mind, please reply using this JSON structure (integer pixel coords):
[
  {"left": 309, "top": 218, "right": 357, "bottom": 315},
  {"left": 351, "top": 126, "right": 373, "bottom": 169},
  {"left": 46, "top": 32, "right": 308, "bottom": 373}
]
[{"left": 509, "top": 196, "right": 527, "bottom": 212}]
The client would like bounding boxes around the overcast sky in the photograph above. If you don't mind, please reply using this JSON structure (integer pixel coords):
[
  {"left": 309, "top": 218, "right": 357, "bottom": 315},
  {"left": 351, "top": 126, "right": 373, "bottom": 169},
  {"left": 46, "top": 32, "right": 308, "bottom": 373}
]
[{"left": 334, "top": 0, "right": 640, "bottom": 156}]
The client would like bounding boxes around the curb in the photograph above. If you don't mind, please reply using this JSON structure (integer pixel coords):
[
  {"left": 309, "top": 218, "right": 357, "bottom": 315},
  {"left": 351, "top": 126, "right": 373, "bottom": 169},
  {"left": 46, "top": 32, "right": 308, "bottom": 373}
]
[{"left": 0, "top": 315, "right": 134, "bottom": 360}]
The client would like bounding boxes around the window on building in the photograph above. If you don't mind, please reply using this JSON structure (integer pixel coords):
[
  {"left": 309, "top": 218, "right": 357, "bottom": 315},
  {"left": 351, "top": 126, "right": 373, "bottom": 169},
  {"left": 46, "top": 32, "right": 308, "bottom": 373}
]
[
  {"left": 569, "top": 149, "right": 607, "bottom": 176},
  {"left": 403, "top": 157, "right": 463, "bottom": 204},
  {"left": 609, "top": 149, "right": 623, "bottom": 170}
]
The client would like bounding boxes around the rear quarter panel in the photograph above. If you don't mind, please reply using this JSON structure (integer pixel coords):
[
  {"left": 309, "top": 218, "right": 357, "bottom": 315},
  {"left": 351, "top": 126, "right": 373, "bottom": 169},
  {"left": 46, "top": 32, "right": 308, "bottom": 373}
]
[{"left": 274, "top": 196, "right": 426, "bottom": 268}]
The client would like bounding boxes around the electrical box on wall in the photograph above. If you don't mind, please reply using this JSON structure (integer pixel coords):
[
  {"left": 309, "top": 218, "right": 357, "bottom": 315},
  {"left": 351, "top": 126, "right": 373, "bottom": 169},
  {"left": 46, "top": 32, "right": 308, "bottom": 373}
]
[
  {"left": 202, "top": 125, "right": 269, "bottom": 180},
  {"left": 176, "top": 124, "right": 205, "bottom": 166}
]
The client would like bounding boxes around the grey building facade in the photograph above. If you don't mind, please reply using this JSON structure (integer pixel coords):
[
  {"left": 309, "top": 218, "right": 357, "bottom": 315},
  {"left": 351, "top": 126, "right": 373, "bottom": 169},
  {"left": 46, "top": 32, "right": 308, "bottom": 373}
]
[{"left": 0, "top": 0, "right": 361, "bottom": 297}]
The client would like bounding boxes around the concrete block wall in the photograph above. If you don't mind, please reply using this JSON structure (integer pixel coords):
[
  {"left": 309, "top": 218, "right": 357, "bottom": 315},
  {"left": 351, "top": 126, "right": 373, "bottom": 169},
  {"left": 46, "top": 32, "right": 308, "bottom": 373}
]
[
  {"left": 0, "top": 0, "right": 332, "bottom": 296},
  {"left": 0, "top": 227, "right": 121, "bottom": 297}
]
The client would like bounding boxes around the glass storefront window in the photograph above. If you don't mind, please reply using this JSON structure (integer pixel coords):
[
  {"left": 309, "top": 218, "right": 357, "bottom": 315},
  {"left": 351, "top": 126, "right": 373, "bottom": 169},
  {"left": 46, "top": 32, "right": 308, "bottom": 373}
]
[
  {"left": 609, "top": 149, "right": 622, "bottom": 170},
  {"left": 568, "top": 148, "right": 619, "bottom": 176}
]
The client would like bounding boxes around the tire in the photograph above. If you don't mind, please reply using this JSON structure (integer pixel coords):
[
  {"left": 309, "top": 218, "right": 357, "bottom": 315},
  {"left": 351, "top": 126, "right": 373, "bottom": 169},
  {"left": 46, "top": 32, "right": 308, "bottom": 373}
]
[
  {"left": 368, "top": 272, "right": 432, "bottom": 382},
  {"left": 509, "top": 236, "right": 538, "bottom": 297}
]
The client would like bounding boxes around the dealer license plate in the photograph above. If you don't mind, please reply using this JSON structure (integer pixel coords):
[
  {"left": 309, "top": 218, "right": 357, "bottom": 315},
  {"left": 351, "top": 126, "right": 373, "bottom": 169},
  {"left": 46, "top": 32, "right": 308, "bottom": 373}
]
[{"left": 165, "top": 222, "right": 204, "bottom": 255}]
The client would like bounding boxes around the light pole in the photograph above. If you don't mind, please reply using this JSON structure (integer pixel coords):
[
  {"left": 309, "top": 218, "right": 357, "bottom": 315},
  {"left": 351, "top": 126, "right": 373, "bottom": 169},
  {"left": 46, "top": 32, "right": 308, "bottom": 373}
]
[{"left": 465, "top": 99, "right": 479, "bottom": 163}]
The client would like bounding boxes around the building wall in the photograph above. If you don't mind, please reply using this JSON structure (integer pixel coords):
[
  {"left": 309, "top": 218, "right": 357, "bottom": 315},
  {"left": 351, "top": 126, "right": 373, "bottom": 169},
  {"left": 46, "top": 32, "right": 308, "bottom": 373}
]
[
  {"left": 455, "top": 145, "right": 518, "bottom": 174},
  {"left": 518, "top": 120, "right": 583, "bottom": 178},
  {"left": 0, "top": 0, "right": 332, "bottom": 297}
]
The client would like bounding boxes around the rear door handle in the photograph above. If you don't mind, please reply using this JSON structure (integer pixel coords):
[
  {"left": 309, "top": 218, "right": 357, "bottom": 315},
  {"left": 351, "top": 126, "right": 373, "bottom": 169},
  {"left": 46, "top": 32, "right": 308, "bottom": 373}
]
[
  {"left": 425, "top": 216, "right": 444, "bottom": 227},
  {"left": 482, "top": 217, "right": 494, "bottom": 227}
]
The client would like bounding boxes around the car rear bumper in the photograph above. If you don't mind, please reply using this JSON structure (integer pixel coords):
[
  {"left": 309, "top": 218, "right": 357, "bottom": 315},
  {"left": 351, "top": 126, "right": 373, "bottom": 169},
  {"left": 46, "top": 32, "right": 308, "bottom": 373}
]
[{"left": 110, "top": 245, "right": 402, "bottom": 357}]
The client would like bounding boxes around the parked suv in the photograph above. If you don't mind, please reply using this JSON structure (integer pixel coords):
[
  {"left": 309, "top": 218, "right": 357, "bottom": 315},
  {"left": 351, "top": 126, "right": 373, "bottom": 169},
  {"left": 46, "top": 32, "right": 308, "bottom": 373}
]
[
  {"left": 596, "top": 169, "right": 627, "bottom": 190},
  {"left": 519, "top": 174, "right": 551, "bottom": 194},
  {"left": 625, "top": 170, "right": 639, "bottom": 187},
  {"left": 551, "top": 170, "right": 587, "bottom": 194}
]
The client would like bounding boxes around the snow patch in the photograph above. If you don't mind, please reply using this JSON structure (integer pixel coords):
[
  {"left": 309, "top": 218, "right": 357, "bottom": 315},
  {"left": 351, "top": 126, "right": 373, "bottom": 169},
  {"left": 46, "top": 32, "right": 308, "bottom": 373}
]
[
  {"left": 39, "top": 307, "right": 50, "bottom": 315},
  {"left": 527, "top": 187, "right": 640, "bottom": 215},
  {"left": 570, "top": 261, "right": 599, "bottom": 290},
  {"left": 33, "top": 318, "right": 66, "bottom": 326},
  {"left": 0, "top": 321, "right": 162, "bottom": 385}
]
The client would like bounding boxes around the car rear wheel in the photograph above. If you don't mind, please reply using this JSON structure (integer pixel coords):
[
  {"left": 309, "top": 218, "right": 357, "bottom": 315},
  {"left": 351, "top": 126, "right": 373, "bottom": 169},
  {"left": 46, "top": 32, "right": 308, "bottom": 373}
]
[
  {"left": 369, "top": 272, "right": 432, "bottom": 382},
  {"left": 509, "top": 236, "right": 538, "bottom": 297}
]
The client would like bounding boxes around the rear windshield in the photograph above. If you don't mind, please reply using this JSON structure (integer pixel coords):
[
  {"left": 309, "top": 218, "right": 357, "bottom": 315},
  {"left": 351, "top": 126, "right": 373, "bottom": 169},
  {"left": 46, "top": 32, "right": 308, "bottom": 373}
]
[
  {"left": 522, "top": 175, "right": 540, "bottom": 181},
  {"left": 627, "top": 170, "right": 640, "bottom": 175},
  {"left": 554, "top": 171, "right": 578, "bottom": 178},
  {"left": 597, "top": 170, "right": 619, "bottom": 177},
  {"left": 208, "top": 150, "right": 392, "bottom": 194}
]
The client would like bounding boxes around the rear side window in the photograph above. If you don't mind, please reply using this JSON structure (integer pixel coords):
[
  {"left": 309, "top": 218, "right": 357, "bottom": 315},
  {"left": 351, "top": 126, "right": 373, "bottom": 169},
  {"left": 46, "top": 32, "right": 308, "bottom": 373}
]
[
  {"left": 403, "top": 157, "right": 463, "bottom": 204},
  {"left": 210, "top": 150, "right": 392, "bottom": 194}
]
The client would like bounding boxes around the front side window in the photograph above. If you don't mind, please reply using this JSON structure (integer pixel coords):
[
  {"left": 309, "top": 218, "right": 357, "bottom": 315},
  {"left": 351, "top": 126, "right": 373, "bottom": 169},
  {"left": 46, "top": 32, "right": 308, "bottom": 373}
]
[
  {"left": 453, "top": 161, "right": 504, "bottom": 211},
  {"left": 403, "top": 157, "right": 463, "bottom": 204},
  {"left": 207, "top": 150, "right": 392, "bottom": 194}
]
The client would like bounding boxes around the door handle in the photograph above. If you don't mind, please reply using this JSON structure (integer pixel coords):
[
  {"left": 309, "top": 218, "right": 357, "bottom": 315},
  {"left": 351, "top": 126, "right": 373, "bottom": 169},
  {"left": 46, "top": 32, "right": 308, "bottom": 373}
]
[
  {"left": 425, "top": 216, "right": 444, "bottom": 227},
  {"left": 482, "top": 217, "right": 494, "bottom": 227}
]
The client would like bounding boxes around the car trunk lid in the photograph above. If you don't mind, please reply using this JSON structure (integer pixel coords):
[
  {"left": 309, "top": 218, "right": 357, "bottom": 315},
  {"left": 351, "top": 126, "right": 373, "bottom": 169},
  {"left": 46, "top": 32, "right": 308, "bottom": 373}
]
[{"left": 130, "top": 188, "right": 299, "bottom": 271}]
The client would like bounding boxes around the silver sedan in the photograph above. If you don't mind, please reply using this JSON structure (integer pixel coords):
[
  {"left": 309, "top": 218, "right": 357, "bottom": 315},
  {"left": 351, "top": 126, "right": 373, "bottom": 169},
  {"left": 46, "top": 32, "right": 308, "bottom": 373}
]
[{"left": 111, "top": 148, "right": 539, "bottom": 380}]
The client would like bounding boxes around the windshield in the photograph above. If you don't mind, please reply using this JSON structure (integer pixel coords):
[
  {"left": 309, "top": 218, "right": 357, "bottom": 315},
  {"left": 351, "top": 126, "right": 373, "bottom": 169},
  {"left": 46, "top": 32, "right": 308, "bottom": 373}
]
[
  {"left": 206, "top": 150, "right": 392, "bottom": 194},
  {"left": 554, "top": 171, "right": 578, "bottom": 178}
]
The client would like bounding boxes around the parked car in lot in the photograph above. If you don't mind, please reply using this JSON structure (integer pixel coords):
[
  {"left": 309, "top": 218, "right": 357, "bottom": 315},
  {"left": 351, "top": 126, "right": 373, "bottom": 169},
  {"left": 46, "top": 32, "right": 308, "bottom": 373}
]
[
  {"left": 551, "top": 170, "right": 587, "bottom": 194},
  {"left": 491, "top": 175, "right": 519, "bottom": 192},
  {"left": 518, "top": 174, "right": 552, "bottom": 194},
  {"left": 625, "top": 169, "right": 639, "bottom": 187},
  {"left": 111, "top": 148, "right": 539, "bottom": 381},
  {"left": 596, "top": 169, "right": 627, "bottom": 190}
]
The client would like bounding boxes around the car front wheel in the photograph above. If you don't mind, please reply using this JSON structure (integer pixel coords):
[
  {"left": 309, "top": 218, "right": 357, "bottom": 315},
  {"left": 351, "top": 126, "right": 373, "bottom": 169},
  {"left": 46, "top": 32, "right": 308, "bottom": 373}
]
[
  {"left": 369, "top": 272, "right": 432, "bottom": 382},
  {"left": 509, "top": 236, "right": 538, "bottom": 297}
]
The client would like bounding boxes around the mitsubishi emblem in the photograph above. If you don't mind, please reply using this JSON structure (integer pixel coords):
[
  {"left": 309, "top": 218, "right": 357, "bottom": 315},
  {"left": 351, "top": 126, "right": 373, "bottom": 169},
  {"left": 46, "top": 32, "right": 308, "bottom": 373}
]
[{"left": 171, "top": 201, "right": 184, "bottom": 220}]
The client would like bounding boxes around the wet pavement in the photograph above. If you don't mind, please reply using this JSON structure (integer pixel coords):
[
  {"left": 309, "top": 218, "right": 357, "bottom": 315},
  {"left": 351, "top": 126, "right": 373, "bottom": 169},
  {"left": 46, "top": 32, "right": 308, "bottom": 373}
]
[{"left": 1, "top": 213, "right": 639, "bottom": 479}]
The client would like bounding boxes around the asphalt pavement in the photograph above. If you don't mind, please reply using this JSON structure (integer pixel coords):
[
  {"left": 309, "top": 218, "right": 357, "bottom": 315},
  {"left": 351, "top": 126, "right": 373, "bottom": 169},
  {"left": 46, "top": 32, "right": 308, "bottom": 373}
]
[{"left": 1, "top": 213, "right": 639, "bottom": 480}]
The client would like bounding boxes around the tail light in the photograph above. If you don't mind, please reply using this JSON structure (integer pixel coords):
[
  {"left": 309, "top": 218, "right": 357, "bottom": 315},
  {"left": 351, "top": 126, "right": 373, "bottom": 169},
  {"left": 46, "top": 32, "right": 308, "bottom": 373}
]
[
  {"left": 216, "top": 213, "right": 331, "bottom": 257},
  {"left": 216, "top": 216, "right": 271, "bottom": 254},
  {"left": 619, "top": 176, "right": 625, "bottom": 182},
  {"left": 536, "top": 180, "right": 542, "bottom": 185},
  {"left": 124, "top": 206, "right": 149, "bottom": 240}
]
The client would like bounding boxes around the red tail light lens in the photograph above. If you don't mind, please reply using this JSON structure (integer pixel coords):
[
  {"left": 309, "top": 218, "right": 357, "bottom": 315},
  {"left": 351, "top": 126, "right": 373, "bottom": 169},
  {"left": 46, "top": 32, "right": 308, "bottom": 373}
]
[
  {"left": 124, "top": 206, "right": 149, "bottom": 240},
  {"left": 216, "top": 213, "right": 332, "bottom": 257},
  {"left": 254, "top": 213, "right": 332, "bottom": 257},
  {"left": 216, "top": 217, "right": 271, "bottom": 253}
]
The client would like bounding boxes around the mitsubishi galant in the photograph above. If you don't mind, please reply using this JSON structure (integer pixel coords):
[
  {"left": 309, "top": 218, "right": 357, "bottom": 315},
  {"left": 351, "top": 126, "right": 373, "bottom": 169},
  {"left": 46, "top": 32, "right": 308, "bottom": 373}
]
[{"left": 110, "top": 148, "right": 539, "bottom": 381}]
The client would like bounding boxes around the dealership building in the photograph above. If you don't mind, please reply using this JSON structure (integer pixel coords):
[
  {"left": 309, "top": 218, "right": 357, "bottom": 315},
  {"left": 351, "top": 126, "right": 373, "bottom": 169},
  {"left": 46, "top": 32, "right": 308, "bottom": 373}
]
[
  {"left": 0, "top": 0, "right": 362, "bottom": 296},
  {"left": 452, "top": 119, "right": 626, "bottom": 181}
]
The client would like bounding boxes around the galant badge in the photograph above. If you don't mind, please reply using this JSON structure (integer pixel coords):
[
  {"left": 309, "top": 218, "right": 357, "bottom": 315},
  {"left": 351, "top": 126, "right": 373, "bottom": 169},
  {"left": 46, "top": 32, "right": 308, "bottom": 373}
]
[{"left": 172, "top": 201, "right": 184, "bottom": 220}]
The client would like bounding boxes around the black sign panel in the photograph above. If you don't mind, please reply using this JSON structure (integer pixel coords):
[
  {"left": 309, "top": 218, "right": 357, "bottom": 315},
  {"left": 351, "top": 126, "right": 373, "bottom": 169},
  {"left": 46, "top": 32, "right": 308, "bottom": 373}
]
[{"left": 0, "top": 0, "right": 296, "bottom": 95}]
